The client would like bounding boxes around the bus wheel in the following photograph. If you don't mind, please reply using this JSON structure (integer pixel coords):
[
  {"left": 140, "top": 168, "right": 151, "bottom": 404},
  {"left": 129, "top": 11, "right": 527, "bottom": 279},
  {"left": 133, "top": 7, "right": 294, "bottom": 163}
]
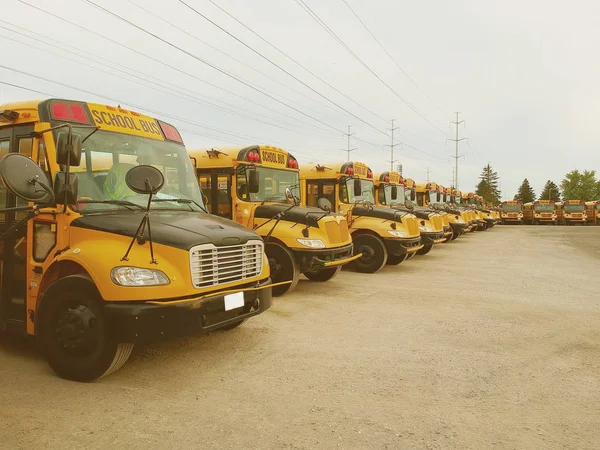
[
  {"left": 417, "top": 244, "right": 433, "bottom": 256},
  {"left": 266, "top": 243, "right": 299, "bottom": 296},
  {"left": 304, "top": 266, "right": 341, "bottom": 282},
  {"left": 386, "top": 254, "right": 407, "bottom": 265},
  {"left": 37, "top": 279, "right": 134, "bottom": 382},
  {"left": 351, "top": 234, "right": 388, "bottom": 273}
]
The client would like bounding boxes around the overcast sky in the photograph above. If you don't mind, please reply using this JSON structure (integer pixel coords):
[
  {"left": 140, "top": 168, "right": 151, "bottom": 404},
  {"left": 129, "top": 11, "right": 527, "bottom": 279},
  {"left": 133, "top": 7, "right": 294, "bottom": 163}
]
[{"left": 2, "top": 0, "right": 599, "bottom": 198}]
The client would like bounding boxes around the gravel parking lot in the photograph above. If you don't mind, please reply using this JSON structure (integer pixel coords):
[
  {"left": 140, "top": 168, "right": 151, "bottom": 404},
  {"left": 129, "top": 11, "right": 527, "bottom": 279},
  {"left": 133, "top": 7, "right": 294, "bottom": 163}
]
[{"left": 1, "top": 226, "right": 599, "bottom": 449}]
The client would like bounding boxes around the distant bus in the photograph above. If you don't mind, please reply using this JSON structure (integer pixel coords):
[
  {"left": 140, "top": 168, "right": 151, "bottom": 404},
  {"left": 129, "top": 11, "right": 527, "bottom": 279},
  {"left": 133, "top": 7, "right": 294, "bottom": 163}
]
[
  {"left": 560, "top": 200, "right": 587, "bottom": 225},
  {"left": 585, "top": 201, "right": 600, "bottom": 225},
  {"left": 499, "top": 201, "right": 523, "bottom": 224},
  {"left": 524, "top": 200, "right": 556, "bottom": 225}
]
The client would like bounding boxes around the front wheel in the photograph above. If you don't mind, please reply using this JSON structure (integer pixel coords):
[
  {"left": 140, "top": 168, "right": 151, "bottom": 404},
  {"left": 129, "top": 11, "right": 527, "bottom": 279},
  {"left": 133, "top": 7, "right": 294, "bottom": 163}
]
[
  {"left": 351, "top": 234, "right": 388, "bottom": 273},
  {"left": 265, "top": 243, "right": 300, "bottom": 296},
  {"left": 304, "top": 266, "right": 341, "bottom": 282},
  {"left": 417, "top": 244, "right": 433, "bottom": 256},
  {"left": 37, "top": 279, "right": 133, "bottom": 382},
  {"left": 386, "top": 254, "right": 407, "bottom": 265}
]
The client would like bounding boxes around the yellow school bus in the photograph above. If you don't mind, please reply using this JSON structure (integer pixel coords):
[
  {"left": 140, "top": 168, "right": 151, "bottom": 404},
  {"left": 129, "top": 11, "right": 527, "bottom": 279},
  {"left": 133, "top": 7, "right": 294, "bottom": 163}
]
[
  {"left": 375, "top": 173, "right": 445, "bottom": 256},
  {"left": 188, "top": 146, "right": 358, "bottom": 296},
  {"left": 463, "top": 192, "right": 488, "bottom": 230},
  {"left": 500, "top": 200, "right": 523, "bottom": 224},
  {"left": 468, "top": 193, "right": 496, "bottom": 228},
  {"left": 414, "top": 181, "right": 453, "bottom": 241},
  {"left": 562, "top": 200, "right": 587, "bottom": 225},
  {"left": 585, "top": 201, "right": 600, "bottom": 225},
  {"left": 452, "top": 189, "right": 476, "bottom": 231},
  {"left": 300, "top": 162, "right": 422, "bottom": 271},
  {"left": 531, "top": 200, "right": 557, "bottom": 224},
  {"left": 0, "top": 99, "right": 274, "bottom": 381},
  {"left": 437, "top": 184, "right": 469, "bottom": 240}
]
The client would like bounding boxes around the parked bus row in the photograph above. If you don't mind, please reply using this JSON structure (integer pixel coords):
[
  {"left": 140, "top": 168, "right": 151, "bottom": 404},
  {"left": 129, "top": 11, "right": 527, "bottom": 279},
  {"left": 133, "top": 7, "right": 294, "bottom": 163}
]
[
  {"left": 0, "top": 98, "right": 498, "bottom": 382},
  {"left": 499, "top": 200, "right": 600, "bottom": 225}
]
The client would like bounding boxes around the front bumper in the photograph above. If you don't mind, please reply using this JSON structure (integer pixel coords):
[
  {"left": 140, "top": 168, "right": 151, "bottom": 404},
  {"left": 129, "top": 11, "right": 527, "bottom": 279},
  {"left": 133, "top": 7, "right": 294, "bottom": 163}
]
[
  {"left": 420, "top": 231, "right": 446, "bottom": 245},
  {"left": 105, "top": 278, "right": 273, "bottom": 343},
  {"left": 293, "top": 242, "right": 356, "bottom": 271},
  {"left": 383, "top": 236, "right": 423, "bottom": 256}
]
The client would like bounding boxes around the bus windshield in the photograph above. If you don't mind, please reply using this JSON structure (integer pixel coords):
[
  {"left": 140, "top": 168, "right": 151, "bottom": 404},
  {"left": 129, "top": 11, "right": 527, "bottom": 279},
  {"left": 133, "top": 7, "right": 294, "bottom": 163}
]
[
  {"left": 564, "top": 204, "right": 584, "bottom": 212},
  {"left": 428, "top": 191, "right": 440, "bottom": 205},
  {"left": 534, "top": 204, "right": 554, "bottom": 212},
  {"left": 237, "top": 167, "right": 299, "bottom": 202},
  {"left": 74, "top": 131, "right": 205, "bottom": 213},
  {"left": 340, "top": 178, "right": 375, "bottom": 204},
  {"left": 502, "top": 204, "right": 521, "bottom": 212},
  {"left": 380, "top": 184, "right": 406, "bottom": 205},
  {"left": 453, "top": 196, "right": 462, "bottom": 205}
]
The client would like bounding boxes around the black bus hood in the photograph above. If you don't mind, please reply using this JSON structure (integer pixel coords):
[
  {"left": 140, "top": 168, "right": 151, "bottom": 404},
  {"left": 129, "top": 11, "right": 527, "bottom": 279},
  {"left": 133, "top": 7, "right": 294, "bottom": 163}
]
[
  {"left": 388, "top": 204, "right": 434, "bottom": 220},
  {"left": 254, "top": 204, "right": 330, "bottom": 228},
  {"left": 71, "top": 211, "right": 261, "bottom": 251},
  {"left": 352, "top": 204, "right": 405, "bottom": 221}
]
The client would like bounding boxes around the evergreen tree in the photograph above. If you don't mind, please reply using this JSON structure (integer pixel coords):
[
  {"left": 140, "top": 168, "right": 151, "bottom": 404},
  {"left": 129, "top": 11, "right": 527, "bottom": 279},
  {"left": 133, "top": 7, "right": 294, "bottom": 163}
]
[
  {"left": 514, "top": 178, "right": 536, "bottom": 203},
  {"left": 475, "top": 163, "right": 501, "bottom": 205},
  {"left": 560, "top": 170, "right": 599, "bottom": 201},
  {"left": 538, "top": 180, "right": 561, "bottom": 202}
]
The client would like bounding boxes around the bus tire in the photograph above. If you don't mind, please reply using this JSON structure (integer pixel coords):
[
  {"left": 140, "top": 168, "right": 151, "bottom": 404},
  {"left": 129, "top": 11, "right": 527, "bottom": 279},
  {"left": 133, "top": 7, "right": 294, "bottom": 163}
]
[
  {"left": 417, "top": 244, "right": 433, "bottom": 256},
  {"left": 265, "top": 243, "right": 300, "bottom": 296},
  {"left": 501, "top": 219, "right": 506, "bottom": 225},
  {"left": 304, "top": 266, "right": 341, "bottom": 282},
  {"left": 351, "top": 234, "right": 388, "bottom": 273},
  {"left": 386, "top": 254, "right": 407, "bottom": 265},
  {"left": 36, "top": 276, "right": 134, "bottom": 382}
]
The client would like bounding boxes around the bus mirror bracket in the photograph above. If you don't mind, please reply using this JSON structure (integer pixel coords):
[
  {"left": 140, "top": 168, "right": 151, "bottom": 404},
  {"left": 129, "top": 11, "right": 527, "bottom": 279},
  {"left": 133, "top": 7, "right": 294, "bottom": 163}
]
[
  {"left": 53, "top": 172, "right": 79, "bottom": 205},
  {"left": 121, "top": 165, "right": 165, "bottom": 264},
  {"left": 247, "top": 167, "right": 260, "bottom": 194},
  {"left": 353, "top": 178, "right": 362, "bottom": 196}
]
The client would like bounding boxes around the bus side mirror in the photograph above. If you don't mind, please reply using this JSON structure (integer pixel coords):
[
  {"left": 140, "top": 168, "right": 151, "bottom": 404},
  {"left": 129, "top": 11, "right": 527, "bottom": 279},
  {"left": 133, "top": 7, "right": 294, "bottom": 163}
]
[
  {"left": 353, "top": 178, "right": 362, "bottom": 196},
  {"left": 247, "top": 167, "right": 260, "bottom": 194},
  {"left": 56, "top": 132, "right": 82, "bottom": 166},
  {"left": 53, "top": 172, "right": 79, "bottom": 205},
  {"left": 391, "top": 185, "right": 398, "bottom": 200},
  {"left": 0, "top": 153, "right": 55, "bottom": 205},
  {"left": 411, "top": 190, "right": 416, "bottom": 201}
]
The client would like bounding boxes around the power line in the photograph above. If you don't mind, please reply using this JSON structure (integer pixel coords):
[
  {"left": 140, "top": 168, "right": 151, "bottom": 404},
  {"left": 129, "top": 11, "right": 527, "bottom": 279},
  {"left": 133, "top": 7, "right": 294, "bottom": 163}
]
[
  {"left": 203, "top": 0, "right": 390, "bottom": 125},
  {"left": 294, "top": 0, "right": 448, "bottom": 135},
  {"left": 340, "top": 0, "right": 449, "bottom": 119},
  {"left": 174, "top": 0, "right": 394, "bottom": 139},
  {"left": 16, "top": 0, "right": 338, "bottom": 136},
  {"left": 127, "top": 0, "right": 344, "bottom": 122},
  {"left": 81, "top": 0, "right": 348, "bottom": 136},
  {"left": 0, "top": 28, "right": 344, "bottom": 144}
]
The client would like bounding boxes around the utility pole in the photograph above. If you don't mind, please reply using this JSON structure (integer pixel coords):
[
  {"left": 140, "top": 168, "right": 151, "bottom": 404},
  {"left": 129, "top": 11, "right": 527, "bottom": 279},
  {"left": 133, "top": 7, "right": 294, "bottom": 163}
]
[
  {"left": 385, "top": 119, "right": 400, "bottom": 172},
  {"left": 447, "top": 112, "right": 467, "bottom": 189},
  {"left": 341, "top": 125, "right": 357, "bottom": 161},
  {"left": 426, "top": 167, "right": 430, "bottom": 182}
]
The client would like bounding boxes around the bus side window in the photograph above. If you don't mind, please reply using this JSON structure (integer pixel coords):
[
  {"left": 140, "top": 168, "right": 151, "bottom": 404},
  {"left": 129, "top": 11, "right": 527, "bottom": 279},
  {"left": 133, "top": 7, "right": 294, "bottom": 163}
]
[
  {"left": 306, "top": 182, "right": 319, "bottom": 207},
  {"left": 198, "top": 175, "right": 212, "bottom": 212},
  {"left": 216, "top": 175, "right": 231, "bottom": 219},
  {"left": 322, "top": 182, "right": 336, "bottom": 206}
]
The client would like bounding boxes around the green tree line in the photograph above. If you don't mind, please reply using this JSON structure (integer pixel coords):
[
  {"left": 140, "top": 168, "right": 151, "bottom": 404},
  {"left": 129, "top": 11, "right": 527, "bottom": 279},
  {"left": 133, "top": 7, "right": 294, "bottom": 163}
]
[{"left": 513, "top": 170, "right": 600, "bottom": 203}]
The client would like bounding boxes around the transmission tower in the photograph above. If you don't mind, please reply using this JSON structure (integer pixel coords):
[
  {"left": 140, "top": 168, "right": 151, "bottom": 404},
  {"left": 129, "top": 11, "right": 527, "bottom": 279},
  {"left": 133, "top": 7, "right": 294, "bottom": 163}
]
[
  {"left": 447, "top": 112, "right": 468, "bottom": 189},
  {"left": 341, "top": 125, "right": 357, "bottom": 161}
]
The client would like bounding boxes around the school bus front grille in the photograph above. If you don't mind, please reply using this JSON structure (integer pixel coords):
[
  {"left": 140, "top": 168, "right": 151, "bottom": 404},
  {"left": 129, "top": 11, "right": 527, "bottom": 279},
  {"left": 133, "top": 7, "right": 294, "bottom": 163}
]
[
  {"left": 572, "top": 213, "right": 583, "bottom": 218},
  {"left": 189, "top": 241, "right": 263, "bottom": 289},
  {"left": 323, "top": 220, "right": 350, "bottom": 245}
]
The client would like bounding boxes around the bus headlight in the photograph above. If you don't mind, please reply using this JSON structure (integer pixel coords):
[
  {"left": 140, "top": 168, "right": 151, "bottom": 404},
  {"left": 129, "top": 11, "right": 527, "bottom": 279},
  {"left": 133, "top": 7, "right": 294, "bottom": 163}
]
[
  {"left": 111, "top": 267, "right": 170, "bottom": 286},
  {"left": 419, "top": 225, "right": 434, "bottom": 232},
  {"left": 296, "top": 238, "right": 326, "bottom": 249},
  {"left": 387, "top": 230, "right": 407, "bottom": 237}
]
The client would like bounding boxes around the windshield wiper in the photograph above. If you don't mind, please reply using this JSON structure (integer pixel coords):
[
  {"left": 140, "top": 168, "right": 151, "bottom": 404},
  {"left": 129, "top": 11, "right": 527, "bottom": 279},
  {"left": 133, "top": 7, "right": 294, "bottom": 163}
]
[
  {"left": 151, "top": 198, "right": 208, "bottom": 213},
  {"left": 78, "top": 200, "right": 145, "bottom": 210}
]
